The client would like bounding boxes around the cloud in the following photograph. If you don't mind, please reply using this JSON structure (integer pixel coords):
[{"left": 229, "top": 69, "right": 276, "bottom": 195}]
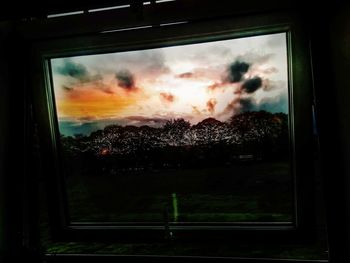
[
  {"left": 100, "top": 87, "right": 115, "bottom": 94},
  {"left": 221, "top": 96, "right": 262, "bottom": 117},
  {"left": 262, "top": 80, "right": 286, "bottom": 91},
  {"left": 115, "top": 70, "right": 136, "bottom": 90},
  {"left": 192, "top": 106, "right": 202, "bottom": 115},
  {"left": 127, "top": 116, "right": 167, "bottom": 122},
  {"left": 217, "top": 97, "right": 258, "bottom": 117},
  {"left": 78, "top": 116, "right": 97, "bottom": 121},
  {"left": 215, "top": 59, "right": 263, "bottom": 95},
  {"left": 59, "top": 117, "right": 130, "bottom": 136},
  {"left": 56, "top": 59, "right": 88, "bottom": 80},
  {"left": 126, "top": 116, "right": 168, "bottom": 126},
  {"left": 227, "top": 61, "right": 250, "bottom": 83},
  {"left": 218, "top": 97, "right": 241, "bottom": 118},
  {"left": 217, "top": 87, "right": 288, "bottom": 119},
  {"left": 239, "top": 98, "right": 256, "bottom": 112},
  {"left": 55, "top": 59, "right": 104, "bottom": 93},
  {"left": 237, "top": 92, "right": 288, "bottom": 114},
  {"left": 241, "top": 77, "right": 262, "bottom": 93},
  {"left": 210, "top": 55, "right": 277, "bottom": 92},
  {"left": 235, "top": 53, "right": 274, "bottom": 65},
  {"left": 266, "top": 36, "right": 283, "bottom": 48},
  {"left": 261, "top": 67, "right": 278, "bottom": 74},
  {"left": 206, "top": 98, "right": 217, "bottom": 114},
  {"left": 140, "top": 51, "right": 170, "bottom": 75},
  {"left": 256, "top": 93, "right": 288, "bottom": 113},
  {"left": 177, "top": 72, "right": 194, "bottom": 78},
  {"left": 94, "top": 49, "right": 170, "bottom": 78},
  {"left": 208, "top": 82, "right": 224, "bottom": 91},
  {"left": 62, "top": 85, "right": 73, "bottom": 91},
  {"left": 177, "top": 66, "right": 225, "bottom": 82},
  {"left": 160, "top": 92, "right": 175, "bottom": 103},
  {"left": 92, "top": 80, "right": 119, "bottom": 94},
  {"left": 64, "top": 79, "right": 116, "bottom": 95}
]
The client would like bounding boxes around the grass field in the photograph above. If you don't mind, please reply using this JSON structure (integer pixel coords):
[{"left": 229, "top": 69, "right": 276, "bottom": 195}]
[
  {"left": 66, "top": 160, "right": 293, "bottom": 222},
  {"left": 40, "top": 160, "right": 328, "bottom": 259}
]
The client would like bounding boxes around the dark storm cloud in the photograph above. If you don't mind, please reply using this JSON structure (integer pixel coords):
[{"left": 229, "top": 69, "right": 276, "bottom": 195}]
[
  {"left": 227, "top": 61, "right": 250, "bottom": 83},
  {"left": 241, "top": 77, "right": 262, "bottom": 93},
  {"left": 115, "top": 70, "right": 136, "bottom": 90},
  {"left": 238, "top": 94, "right": 288, "bottom": 114},
  {"left": 219, "top": 97, "right": 258, "bottom": 117},
  {"left": 257, "top": 93, "right": 288, "bottom": 113},
  {"left": 56, "top": 59, "right": 89, "bottom": 80},
  {"left": 55, "top": 59, "right": 104, "bottom": 92},
  {"left": 239, "top": 98, "right": 256, "bottom": 113},
  {"left": 160, "top": 92, "right": 175, "bottom": 103},
  {"left": 218, "top": 87, "right": 288, "bottom": 119}
]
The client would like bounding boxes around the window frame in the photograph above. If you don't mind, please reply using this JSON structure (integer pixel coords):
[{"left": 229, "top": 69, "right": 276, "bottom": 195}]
[{"left": 30, "top": 12, "right": 315, "bottom": 243}]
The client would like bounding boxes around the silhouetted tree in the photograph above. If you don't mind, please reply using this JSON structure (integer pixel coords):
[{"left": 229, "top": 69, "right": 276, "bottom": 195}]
[
  {"left": 59, "top": 111, "right": 289, "bottom": 175},
  {"left": 162, "top": 118, "right": 191, "bottom": 146}
]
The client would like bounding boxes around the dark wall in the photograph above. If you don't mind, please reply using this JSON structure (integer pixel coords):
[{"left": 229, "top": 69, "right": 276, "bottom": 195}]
[
  {"left": 327, "top": 2, "right": 350, "bottom": 262},
  {"left": 0, "top": 22, "right": 27, "bottom": 263},
  {"left": 306, "top": 2, "right": 350, "bottom": 262},
  {"left": 0, "top": 22, "right": 11, "bottom": 262}
]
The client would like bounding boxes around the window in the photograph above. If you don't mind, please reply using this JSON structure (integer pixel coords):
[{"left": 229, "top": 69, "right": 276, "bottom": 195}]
[
  {"left": 52, "top": 32, "right": 292, "bottom": 225},
  {"left": 32, "top": 12, "right": 316, "bottom": 244}
]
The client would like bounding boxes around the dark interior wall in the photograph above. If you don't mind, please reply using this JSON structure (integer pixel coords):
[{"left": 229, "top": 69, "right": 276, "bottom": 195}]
[
  {"left": 327, "top": 2, "right": 350, "bottom": 262},
  {"left": 329, "top": 2, "right": 350, "bottom": 203},
  {"left": 0, "top": 22, "right": 10, "bottom": 262},
  {"left": 0, "top": 21, "right": 23, "bottom": 262},
  {"left": 308, "top": 2, "right": 350, "bottom": 262}
]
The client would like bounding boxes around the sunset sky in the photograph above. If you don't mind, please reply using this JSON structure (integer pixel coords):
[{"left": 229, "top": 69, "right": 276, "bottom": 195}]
[{"left": 51, "top": 32, "right": 288, "bottom": 136}]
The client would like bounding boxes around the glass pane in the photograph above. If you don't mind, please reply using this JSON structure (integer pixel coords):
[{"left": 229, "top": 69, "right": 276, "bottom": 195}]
[{"left": 50, "top": 32, "right": 293, "bottom": 223}]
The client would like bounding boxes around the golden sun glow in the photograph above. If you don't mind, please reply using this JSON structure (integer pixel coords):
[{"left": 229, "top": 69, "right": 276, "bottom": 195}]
[{"left": 56, "top": 88, "right": 138, "bottom": 119}]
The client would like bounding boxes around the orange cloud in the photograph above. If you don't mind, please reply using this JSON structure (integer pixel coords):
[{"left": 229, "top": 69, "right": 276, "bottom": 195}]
[
  {"left": 56, "top": 88, "right": 137, "bottom": 119},
  {"left": 208, "top": 82, "right": 223, "bottom": 91},
  {"left": 160, "top": 92, "right": 175, "bottom": 103},
  {"left": 206, "top": 98, "right": 217, "bottom": 114},
  {"left": 177, "top": 72, "right": 194, "bottom": 78}
]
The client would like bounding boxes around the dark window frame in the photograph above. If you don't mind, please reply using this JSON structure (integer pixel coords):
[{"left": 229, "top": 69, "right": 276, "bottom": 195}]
[{"left": 30, "top": 11, "right": 316, "bottom": 245}]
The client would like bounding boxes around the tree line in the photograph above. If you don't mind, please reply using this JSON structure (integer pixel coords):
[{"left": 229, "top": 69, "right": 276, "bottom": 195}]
[{"left": 60, "top": 111, "right": 289, "bottom": 175}]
